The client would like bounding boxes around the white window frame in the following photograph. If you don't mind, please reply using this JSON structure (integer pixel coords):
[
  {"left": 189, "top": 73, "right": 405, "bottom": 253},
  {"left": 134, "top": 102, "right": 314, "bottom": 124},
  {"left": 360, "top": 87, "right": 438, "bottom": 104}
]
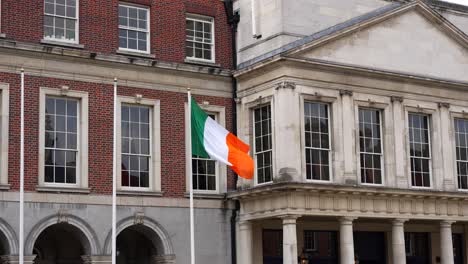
[
  {"left": 252, "top": 103, "right": 274, "bottom": 185},
  {"left": 185, "top": 102, "right": 227, "bottom": 194},
  {"left": 118, "top": 3, "right": 150, "bottom": 54},
  {"left": 117, "top": 96, "right": 161, "bottom": 192},
  {"left": 300, "top": 94, "right": 337, "bottom": 184},
  {"left": 0, "top": 83, "right": 9, "bottom": 187},
  {"left": 43, "top": 0, "right": 80, "bottom": 44},
  {"left": 453, "top": 117, "right": 468, "bottom": 190},
  {"left": 38, "top": 87, "right": 88, "bottom": 188},
  {"left": 185, "top": 14, "right": 215, "bottom": 63},
  {"left": 302, "top": 101, "right": 332, "bottom": 182},
  {"left": 356, "top": 107, "right": 385, "bottom": 186},
  {"left": 406, "top": 110, "right": 433, "bottom": 189}
]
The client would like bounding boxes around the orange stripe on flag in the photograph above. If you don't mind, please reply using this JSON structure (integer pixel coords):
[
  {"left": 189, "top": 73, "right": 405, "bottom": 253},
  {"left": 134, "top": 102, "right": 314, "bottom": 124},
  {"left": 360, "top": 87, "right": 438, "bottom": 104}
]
[{"left": 226, "top": 133, "right": 254, "bottom": 179}]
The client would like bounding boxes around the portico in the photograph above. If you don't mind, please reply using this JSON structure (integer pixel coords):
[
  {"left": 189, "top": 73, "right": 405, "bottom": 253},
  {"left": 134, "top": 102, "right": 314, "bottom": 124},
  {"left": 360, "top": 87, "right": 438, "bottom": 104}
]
[{"left": 231, "top": 182, "right": 468, "bottom": 264}]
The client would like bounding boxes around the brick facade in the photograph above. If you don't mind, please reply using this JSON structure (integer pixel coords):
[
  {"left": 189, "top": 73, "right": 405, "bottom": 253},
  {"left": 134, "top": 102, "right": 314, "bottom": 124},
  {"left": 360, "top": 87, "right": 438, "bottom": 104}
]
[
  {"left": 1, "top": 0, "right": 233, "bottom": 68},
  {"left": 0, "top": 0, "right": 236, "bottom": 197},
  {"left": 3, "top": 71, "right": 234, "bottom": 196}
]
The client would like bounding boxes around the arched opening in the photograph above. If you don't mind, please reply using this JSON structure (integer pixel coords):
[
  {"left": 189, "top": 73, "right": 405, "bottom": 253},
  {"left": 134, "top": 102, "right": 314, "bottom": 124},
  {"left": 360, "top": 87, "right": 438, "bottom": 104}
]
[
  {"left": 116, "top": 225, "right": 160, "bottom": 264},
  {"left": 33, "top": 223, "right": 90, "bottom": 264},
  {"left": 0, "top": 230, "right": 8, "bottom": 263}
]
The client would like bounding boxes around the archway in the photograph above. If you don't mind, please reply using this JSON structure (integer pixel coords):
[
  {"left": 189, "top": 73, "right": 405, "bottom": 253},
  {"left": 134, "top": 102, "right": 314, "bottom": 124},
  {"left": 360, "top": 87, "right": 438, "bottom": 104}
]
[
  {"left": 33, "top": 223, "right": 90, "bottom": 264},
  {"left": 0, "top": 230, "right": 7, "bottom": 264},
  {"left": 116, "top": 225, "right": 158, "bottom": 264},
  {"left": 104, "top": 217, "right": 175, "bottom": 264}
]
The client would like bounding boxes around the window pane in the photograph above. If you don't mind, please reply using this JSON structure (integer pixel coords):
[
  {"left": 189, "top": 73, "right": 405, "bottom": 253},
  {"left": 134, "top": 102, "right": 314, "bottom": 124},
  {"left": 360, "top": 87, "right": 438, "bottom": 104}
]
[
  {"left": 455, "top": 119, "right": 468, "bottom": 189},
  {"left": 305, "top": 102, "right": 330, "bottom": 181},
  {"left": 409, "top": 114, "right": 431, "bottom": 187}
]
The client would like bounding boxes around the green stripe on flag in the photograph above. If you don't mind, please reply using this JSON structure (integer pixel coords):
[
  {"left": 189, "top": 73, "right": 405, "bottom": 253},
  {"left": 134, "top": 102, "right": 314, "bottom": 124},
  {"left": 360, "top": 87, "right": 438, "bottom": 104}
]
[{"left": 191, "top": 98, "right": 210, "bottom": 158}]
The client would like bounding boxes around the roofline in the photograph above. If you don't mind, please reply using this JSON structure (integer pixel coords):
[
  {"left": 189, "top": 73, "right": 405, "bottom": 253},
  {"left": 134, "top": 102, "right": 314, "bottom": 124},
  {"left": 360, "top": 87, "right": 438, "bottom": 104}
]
[{"left": 426, "top": 0, "right": 468, "bottom": 13}]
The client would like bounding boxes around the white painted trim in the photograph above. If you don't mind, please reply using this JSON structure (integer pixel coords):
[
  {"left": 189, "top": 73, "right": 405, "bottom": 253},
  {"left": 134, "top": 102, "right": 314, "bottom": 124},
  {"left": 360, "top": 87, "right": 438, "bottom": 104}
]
[
  {"left": 184, "top": 102, "right": 227, "bottom": 194},
  {"left": 43, "top": 0, "right": 80, "bottom": 44},
  {"left": 38, "top": 87, "right": 89, "bottom": 188},
  {"left": 117, "top": 96, "right": 161, "bottom": 192},
  {"left": 118, "top": 4, "right": 151, "bottom": 54},
  {"left": 185, "top": 14, "right": 216, "bottom": 64},
  {"left": 0, "top": 82, "right": 9, "bottom": 186}
]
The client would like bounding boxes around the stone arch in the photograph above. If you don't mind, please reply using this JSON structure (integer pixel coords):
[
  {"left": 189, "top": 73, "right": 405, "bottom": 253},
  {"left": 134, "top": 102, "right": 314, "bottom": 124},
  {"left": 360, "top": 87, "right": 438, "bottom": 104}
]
[
  {"left": 103, "top": 216, "right": 174, "bottom": 257},
  {"left": 0, "top": 218, "right": 18, "bottom": 255},
  {"left": 25, "top": 213, "right": 100, "bottom": 256}
]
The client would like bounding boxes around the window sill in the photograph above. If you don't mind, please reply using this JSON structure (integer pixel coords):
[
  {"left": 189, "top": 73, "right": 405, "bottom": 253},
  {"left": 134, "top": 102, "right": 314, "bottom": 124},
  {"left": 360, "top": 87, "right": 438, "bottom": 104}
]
[
  {"left": 116, "top": 49, "right": 155, "bottom": 59},
  {"left": 0, "top": 184, "right": 10, "bottom": 191},
  {"left": 184, "top": 192, "right": 225, "bottom": 199},
  {"left": 0, "top": 33, "right": 6, "bottom": 39},
  {"left": 117, "top": 190, "right": 163, "bottom": 197},
  {"left": 41, "top": 39, "right": 85, "bottom": 49},
  {"left": 36, "top": 186, "right": 91, "bottom": 194},
  {"left": 184, "top": 58, "right": 220, "bottom": 68}
]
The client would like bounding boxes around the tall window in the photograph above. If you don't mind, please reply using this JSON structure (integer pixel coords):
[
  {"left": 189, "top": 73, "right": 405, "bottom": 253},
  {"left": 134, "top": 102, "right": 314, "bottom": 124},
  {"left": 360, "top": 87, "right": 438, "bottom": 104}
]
[
  {"left": 408, "top": 113, "right": 431, "bottom": 187},
  {"left": 192, "top": 114, "right": 217, "bottom": 191},
  {"left": 44, "top": 97, "right": 78, "bottom": 184},
  {"left": 359, "top": 108, "right": 383, "bottom": 184},
  {"left": 254, "top": 105, "right": 272, "bottom": 184},
  {"left": 455, "top": 119, "right": 468, "bottom": 189},
  {"left": 121, "top": 105, "right": 151, "bottom": 188},
  {"left": 304, "top": 102, "right": 330, "bottom": 181},
  {"left": 44, "top": 0, "right": 78, "bottom": 42},
  {"left": 186, "top": 15, "right": 214, "bottom": 62},
  {"left": 118, "top": 4, "right": 149, "bottom": 53}
]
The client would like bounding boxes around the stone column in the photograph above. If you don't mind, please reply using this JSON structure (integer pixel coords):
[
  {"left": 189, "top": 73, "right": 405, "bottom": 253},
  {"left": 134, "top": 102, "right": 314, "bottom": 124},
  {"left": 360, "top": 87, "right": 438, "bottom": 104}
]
[
  {"left": 339, "top": 217, "right": 355, "bottom": 264},
  {"left": 0, "top": 255, "right": 36, "bottom": 264},
  {"left": 440, "top": 221, "right": 455, "bottom": 264},
  {"left": 340, "top": 90, "right": 356, "bottom": 184},
  {"left": 237, "top": 220, "right": 253, "bottom": 264},
  {"left": 81, "top": 255, "right": 112, "bottom": 264},
  {"left": 439, "top": 103, "right": 456, "bottom": 191},
  {"left": 391, "top": 96, "right": 407, "bottom": 188},
  {"left": 274, "top": 81, "right": 302, "bottom": 182},
  {"left": 281, "top": 215, "right": 299, "bottom": 264},
  {"left": 391, "top": 219, "right": 407, "bottom": 264}
]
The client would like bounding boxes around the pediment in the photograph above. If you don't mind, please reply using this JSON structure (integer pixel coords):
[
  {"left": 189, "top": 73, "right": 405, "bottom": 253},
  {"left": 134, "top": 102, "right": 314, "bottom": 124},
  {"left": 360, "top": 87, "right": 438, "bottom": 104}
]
[{"left": 293, "top": 2, "right": 468, "bottom": 83}]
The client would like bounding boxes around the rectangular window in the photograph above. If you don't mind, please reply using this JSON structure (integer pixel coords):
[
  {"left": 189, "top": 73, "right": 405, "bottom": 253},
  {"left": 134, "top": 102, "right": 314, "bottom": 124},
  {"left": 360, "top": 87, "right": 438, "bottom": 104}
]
[
  {"left": 359, "top": 108, "right": 383, "bottom": 184},
  {"left": 254, "top": 105, "right": 272, "bottom": 184},
  {"left": 186, "top": 15, "right": 214, "bottom": 62},
  {"left": 304, "top": 102, "right": 330, "bottom": 181},
  {"left": 405, "top": 233, "right": 430, "bottom": 257},
  {"left": 408, "top": 113, "right": 431, "bottom": 187},
  {"left": 44, "top": 97, "right": 78, "bottom": 184},
  {"left": 303, "top": 231, "right": 338, "bottom": 260},
  {"left": 455, "top": 119, "right": 468, "bottom": 190},
  {"left": 192, "top": 114, "right": 217, "bottom": 191},
  {"left": 121, "top": 105, "right": 151, "bottom": 188},
  {"left": 44, "top": 0, "right": 78, "bottom": 42},
  {"left": 118, "top": 4, "right": 149, "bottom": 53}
]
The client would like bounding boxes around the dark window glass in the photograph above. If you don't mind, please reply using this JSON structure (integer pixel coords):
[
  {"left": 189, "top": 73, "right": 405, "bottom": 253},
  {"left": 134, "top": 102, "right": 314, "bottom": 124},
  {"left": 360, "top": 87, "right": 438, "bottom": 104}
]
[
  {"left": 359, "top": 108, "right": 383, "bottom": 184},
  {"left": 44, "top": 97, "right": 78, "bottom": 184},
  {"left": 121, "top": 105, "right": 151, "bottom": 188},
  {"left": 254, "top": 105, "right": 272, "bottom": 184},
  {"left": 408, "top": 114, "right": 431, "bottom": 187},
  {"left": 304, "top": 102, "right": 330, "bottom": 181},
  {"left": 455, "top": 119, "right": 468, "bottom": 189}
]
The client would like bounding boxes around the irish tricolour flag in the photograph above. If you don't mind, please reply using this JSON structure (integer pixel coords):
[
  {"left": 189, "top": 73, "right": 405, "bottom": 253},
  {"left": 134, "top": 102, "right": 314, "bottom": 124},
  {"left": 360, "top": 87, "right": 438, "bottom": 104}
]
[{"left": 191, "top": 98, "right": 254, "bottom": 179}]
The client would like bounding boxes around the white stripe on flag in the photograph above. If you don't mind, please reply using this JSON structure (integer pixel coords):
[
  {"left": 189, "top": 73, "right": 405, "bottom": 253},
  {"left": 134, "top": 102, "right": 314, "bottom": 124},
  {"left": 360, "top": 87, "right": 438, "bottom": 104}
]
[{"left": 203, "top": 117, "right": 232, "bottom": 166}]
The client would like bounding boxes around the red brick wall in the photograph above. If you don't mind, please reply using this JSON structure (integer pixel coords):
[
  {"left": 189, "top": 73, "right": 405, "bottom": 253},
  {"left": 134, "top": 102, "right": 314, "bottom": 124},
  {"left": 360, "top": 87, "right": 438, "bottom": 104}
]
[
  {"left": 1, "top": 0, "right": 233, "bottom": 69},
  {"left": 2, "top": 72, "right": 235, "bottom": 196}
]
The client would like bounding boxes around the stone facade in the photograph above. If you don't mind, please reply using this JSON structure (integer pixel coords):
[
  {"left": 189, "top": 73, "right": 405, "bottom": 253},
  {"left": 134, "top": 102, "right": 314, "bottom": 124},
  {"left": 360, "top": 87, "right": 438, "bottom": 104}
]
[{"left": 231, "top": 0, "right": 468, "bottom": 264}]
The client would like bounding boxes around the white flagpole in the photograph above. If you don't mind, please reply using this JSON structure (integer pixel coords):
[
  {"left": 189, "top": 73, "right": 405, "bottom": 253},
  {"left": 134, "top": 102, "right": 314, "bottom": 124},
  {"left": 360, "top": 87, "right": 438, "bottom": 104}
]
[
  {"left": 112, "top": 78, "right": 117, "bottom": 264},
  {"left": 19, "top": 68, "right": 25, "bottom": 264},
  {"left": 187, "top": 88, "right": 195, "bottom": 264}
]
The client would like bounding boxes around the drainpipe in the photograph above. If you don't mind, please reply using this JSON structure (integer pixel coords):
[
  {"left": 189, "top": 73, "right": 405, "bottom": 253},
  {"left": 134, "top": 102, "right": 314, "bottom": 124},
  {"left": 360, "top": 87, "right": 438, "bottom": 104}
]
[{"left": 223, "top": 1, "right": 240, "bottom": 264}]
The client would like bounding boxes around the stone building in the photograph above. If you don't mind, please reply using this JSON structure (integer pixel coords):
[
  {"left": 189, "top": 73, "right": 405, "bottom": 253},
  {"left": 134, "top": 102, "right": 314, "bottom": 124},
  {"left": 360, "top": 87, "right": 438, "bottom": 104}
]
[
  {"left": 0, "top": 0, "right": 236, "bottom": 264},
  {"left": 231, "top": 0, "right": 468, "bottom": 264}
]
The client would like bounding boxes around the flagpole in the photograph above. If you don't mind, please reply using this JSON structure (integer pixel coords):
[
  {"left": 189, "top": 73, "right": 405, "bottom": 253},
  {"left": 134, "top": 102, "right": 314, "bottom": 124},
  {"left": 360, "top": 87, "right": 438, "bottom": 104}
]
[
  {"left": 19, "top": 68, "right": 25, "bottom": 264},
  {"left": 112, "top": 78, "right": 117, "bottom": 264},
  {"left": 187, "top": 88, "right": 195, "bottom": 264}
]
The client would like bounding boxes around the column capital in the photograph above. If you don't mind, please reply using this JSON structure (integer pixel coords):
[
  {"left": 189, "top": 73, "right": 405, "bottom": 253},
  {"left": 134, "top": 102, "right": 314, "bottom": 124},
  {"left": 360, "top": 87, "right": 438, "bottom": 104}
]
[
  {"left": 440, "top": 220, "right": 456, "bottom": 227},
  {"left": 238, "top": 220, "right": 253, "bottom": 230},
  {"left": 0, "top": 255, "right": 37, "bottom": 264},
  {"left": 339, "top": 216, "right": 357, "bottom": 225},
  {"left": 81, "top": 255, "right": 112, "bottom": 264},
  {"left": 392, "top": 218, "right": 409, "bottom": 226},
  {"left": 275, "top": 81, "right": 296, "bottom": 90},
  {"left": 151, "top": 254, "right": 176, "bottom": 264},
  {"left": 391, "top": 96, "right": 404, "bottom": 103},
  {"left": 339, "top": 89, "right": 353, "bottom": 97},
  {"left": 279, "top": 214, "right": 300, "bottom": 224}
]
